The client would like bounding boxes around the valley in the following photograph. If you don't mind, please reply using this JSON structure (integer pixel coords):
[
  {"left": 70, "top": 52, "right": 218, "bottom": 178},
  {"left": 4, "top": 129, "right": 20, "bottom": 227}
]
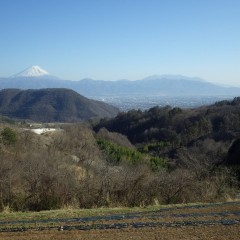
[{"left": 92, "top": 94, "right": 236, "bottom": 111}]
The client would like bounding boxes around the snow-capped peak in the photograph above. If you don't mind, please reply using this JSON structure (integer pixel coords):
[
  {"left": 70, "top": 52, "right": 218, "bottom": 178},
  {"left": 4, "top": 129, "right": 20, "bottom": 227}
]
[{"left": 11, "top": 66, "right": 49, "bottom": 78}]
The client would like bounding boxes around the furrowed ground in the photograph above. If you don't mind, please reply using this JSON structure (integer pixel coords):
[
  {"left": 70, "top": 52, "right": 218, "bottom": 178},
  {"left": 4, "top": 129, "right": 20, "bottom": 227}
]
[{"left": 0, "top": 201, "right": 239, "bottom": 240}]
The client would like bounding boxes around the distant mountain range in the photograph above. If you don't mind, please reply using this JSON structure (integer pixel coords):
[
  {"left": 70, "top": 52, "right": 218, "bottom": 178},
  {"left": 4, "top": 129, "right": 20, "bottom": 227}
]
[
  {"left": 0, "top": 88, "right": 119, "bottom": 122},
  {"left": 1, "top": 66, "right": 240, "bottom": 97}
]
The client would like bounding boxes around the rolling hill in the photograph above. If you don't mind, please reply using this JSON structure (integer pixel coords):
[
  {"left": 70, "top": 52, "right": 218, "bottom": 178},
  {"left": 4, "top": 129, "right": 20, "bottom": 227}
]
[{"left": 0, "top": 88, "right": 119, "bottom": 122}]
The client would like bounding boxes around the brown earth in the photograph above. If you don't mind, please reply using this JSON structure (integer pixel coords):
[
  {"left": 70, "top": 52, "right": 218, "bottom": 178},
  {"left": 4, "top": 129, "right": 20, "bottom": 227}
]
[
  {"left": 1, "top": 225, "right": 239, "bottom": 240},
  {"left": 0, "top": 202, "right": 239, "bottom": 240}
]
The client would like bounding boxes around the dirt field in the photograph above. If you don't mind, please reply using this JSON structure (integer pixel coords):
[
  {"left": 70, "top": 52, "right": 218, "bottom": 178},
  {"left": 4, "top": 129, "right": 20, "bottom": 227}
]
[{"left": 0, "top": 202, "right": 239, "bottom": 240}]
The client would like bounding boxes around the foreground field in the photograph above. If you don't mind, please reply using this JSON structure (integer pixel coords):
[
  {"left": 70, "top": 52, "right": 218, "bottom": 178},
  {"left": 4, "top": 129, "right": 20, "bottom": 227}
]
[{"left": 0, "top": 201, "right": 239, "bottom": 240}]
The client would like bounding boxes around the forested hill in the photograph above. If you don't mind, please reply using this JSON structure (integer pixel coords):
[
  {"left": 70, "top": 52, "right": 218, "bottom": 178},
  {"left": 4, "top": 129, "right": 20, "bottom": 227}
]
[
  {"left": 95, "top": 97, "right": 240, "bottom": 143},
  {"left": 94, "top": 97, "right": 240, "bottom": 166},
  {"left": 0, "top": 88, "right": 119, "bottom": 122}
]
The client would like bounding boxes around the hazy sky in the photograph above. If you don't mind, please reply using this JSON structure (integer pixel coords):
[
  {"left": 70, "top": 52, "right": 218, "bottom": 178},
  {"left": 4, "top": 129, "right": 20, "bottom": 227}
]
[{"left": 0, "top": 0, "right": 240, "bottom": 86}]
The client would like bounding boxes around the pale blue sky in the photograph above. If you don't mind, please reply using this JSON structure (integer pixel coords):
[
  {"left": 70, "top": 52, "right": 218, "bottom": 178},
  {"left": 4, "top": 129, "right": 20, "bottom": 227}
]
[{"left": 0, "top": 0, "right": 240, "bottom": 86}]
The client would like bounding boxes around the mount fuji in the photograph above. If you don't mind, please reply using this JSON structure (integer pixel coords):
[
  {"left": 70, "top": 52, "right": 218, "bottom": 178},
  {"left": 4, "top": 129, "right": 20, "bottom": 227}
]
[
  {"left": 11, "top": 65, "right": 50, "bottom": 78},
  {"left": 10, "top": 65, "right": 59, "bottom": 80},
  {"left": 0, "top": 66, "right": 66, "bottom": 89}
]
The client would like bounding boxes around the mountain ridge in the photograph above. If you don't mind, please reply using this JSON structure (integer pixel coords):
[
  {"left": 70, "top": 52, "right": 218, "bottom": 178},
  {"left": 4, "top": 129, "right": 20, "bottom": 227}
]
[
  {"left": 0, "top": 88, "right": 119, "bottom": 122},
  {"left": 1, "top": 67, "right": 240, "bottom": 97}
]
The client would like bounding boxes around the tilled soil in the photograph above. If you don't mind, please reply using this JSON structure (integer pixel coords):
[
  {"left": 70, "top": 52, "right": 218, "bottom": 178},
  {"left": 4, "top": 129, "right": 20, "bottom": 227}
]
[{"left": 0, "top": 201, "right": 239, "bottom": 240}]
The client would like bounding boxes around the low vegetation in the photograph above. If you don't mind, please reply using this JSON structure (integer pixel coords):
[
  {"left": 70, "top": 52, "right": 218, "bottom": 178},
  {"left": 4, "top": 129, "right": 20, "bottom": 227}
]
[{"left": 0, "top": 98, "right": 239, "bottom": 212}]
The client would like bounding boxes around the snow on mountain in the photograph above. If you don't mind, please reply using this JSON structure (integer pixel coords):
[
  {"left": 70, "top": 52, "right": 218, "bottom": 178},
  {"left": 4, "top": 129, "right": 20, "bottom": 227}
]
[{"left": 10, "top": 66, "right": 49, "bottom": 78}]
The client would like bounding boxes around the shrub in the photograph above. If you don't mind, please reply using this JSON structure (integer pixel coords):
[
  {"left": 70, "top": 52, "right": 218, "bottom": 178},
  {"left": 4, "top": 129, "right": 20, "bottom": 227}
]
[{"left": 1, "top": 127, "right": 17, "bottom": 145}]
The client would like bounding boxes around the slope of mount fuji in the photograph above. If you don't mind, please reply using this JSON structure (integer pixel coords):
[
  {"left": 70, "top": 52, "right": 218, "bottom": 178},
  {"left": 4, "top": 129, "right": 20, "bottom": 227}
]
[
  {"left": 0, "top": 88, "right": 119, "bottom": 122},
  {"left": 11, "top": 66, "right": 49, "bottom": 78},
  {"left": 0, "top": 65, "right": 66, "bottom": 89}
]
